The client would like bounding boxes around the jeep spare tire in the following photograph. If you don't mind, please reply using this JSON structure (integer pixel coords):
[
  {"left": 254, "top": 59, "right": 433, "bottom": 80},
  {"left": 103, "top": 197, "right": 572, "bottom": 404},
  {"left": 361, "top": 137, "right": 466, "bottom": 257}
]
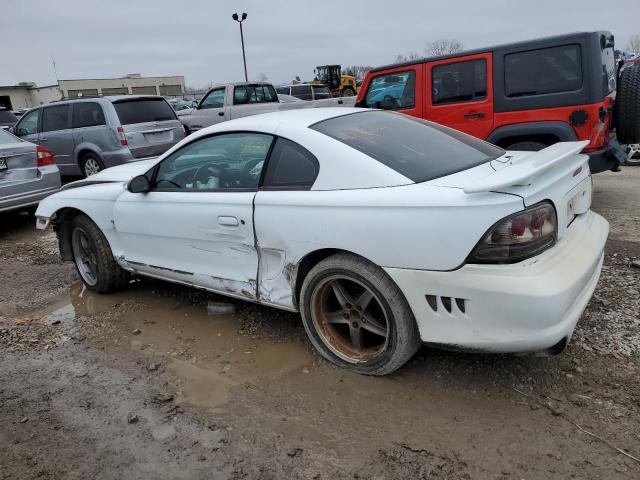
[{"left": 614, "top": 62, "right": 640, "bottom": 145}]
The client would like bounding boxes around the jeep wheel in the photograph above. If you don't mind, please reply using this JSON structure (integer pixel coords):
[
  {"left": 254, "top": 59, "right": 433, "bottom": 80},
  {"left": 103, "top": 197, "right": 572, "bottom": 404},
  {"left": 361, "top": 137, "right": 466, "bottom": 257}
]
[
  {"left": 614, "top": 62, "right": 640, "bottom": 145},
  {"left": 504, "top": 141, "right": 547, "bottom": 151},
  {"left": 299, "top": 253, "right": 421, "bottom": 376}
]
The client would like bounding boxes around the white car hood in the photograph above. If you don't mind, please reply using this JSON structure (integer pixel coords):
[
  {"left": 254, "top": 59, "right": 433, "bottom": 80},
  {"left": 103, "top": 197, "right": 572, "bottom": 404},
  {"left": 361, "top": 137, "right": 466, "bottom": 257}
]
[{"left": 61, "top": 159, "right": 156, "bottom": 190}]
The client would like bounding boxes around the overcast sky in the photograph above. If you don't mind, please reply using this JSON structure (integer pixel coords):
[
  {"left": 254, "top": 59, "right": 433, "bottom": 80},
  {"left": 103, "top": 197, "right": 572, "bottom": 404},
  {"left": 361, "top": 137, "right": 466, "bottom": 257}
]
[{"left": 2, "top": 0, "right": 638, "bottom": 89}]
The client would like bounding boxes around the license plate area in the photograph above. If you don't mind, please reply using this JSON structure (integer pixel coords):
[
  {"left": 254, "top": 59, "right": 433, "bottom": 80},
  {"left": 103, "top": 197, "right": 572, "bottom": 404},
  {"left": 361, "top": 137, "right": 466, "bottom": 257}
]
[{"left": 143, "top": 130, "right": 172, "bottom": 144}]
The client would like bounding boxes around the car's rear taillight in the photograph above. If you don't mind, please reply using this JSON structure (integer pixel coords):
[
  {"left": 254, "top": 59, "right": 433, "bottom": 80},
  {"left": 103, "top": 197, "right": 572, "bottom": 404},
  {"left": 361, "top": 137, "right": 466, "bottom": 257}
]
[
  {"left": 36, "top": 145, "right": 55, "bottom": 166},
  {"left": 117, "top": 126, "right": 128, "bottom": 146},
  {"left": 467, "top": 201, "right": 557, "bottom": 264}
]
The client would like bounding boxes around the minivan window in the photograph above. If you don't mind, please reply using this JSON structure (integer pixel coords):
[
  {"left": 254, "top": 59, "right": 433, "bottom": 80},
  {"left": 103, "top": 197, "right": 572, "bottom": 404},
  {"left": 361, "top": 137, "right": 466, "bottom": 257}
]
[
  {"left": 364, "top": 71, "right": 415, "bottom": 110},
  {"left": 311, "top": 111, "right": 504, "bottom": 183},
  {"left": 41, "top": 105, "right": 70, "bottom": 132},
  {"left": 200, "top": 88, "right": 225, "bottom": 109},
  {"left": 72, "top": 102, "right": 106, "bottom": 128},
  {"left": 113, "top": 98, "right": 177, "bottom": 125},
  {"left": 505, "top": 45, "right": 582, "bottom": 97},
  {"left": 16, "top": 109, "right": 39, "bottom": 136},
  {"left": 262, "top": 138, "right": 319, "bottom": 189},
  {"left": 432, "top": 59, "right": 487, "bottom": 105}
]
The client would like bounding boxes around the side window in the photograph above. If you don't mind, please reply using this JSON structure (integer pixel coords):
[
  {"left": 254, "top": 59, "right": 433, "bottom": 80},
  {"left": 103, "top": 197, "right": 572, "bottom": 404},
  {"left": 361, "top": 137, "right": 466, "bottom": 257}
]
[
  {"left": 199, "top": 88, "right": 225, "bottom": 109},
  {"left": 275, "top": 86, "right": 289, "bottom": 95},
  {"left": 262, "top": 138, "right": 319, "bottom": 189},
  {"left": 153, "top": 133, "right": 273, "bottom": 190},
  {"left": 432, "top": 60, "right": 487, "bottom": 105},
  {"left": 72, "top": 102, "right": 106, "bottom": 128},
  {"left": 505, "top": 45, "right": 582, "bottom": 97},
  {"left": 41, "top": 105, "right": 70, "bottom": 132},
  {"left": 364, "top": 71, "right": 415, "bottom": 110},
  {"left": 16, "top": 109, "right": 40, "bottom": 136},
  {"left": 291, "top": 85, "right": 313, "bottom": 101}
]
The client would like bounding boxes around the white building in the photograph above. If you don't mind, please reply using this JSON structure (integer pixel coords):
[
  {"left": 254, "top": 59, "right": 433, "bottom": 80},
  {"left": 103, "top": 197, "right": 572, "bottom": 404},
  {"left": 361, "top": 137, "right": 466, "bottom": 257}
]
[{"left": 0, "top": 74, "right": 185, "bottom": 111}]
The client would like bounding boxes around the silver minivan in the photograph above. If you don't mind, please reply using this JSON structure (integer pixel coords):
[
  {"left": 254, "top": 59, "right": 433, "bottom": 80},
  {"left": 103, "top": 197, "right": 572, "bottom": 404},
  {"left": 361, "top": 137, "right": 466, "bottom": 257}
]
[{"left": 11, "top": 96, "right": 184, "bottom": 177}]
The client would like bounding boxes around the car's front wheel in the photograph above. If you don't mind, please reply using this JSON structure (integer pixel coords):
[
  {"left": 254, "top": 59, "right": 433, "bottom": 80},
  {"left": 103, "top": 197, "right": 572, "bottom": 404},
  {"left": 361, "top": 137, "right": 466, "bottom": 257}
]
[
  {"left": 70, "top": 214, "right": 129, "bottom": 292},
  {"left": 300, "top": 253, "right": 421, "bottom": 375},
  {"left": 82, "top": 153, "right": 104, "bottom": 177}
]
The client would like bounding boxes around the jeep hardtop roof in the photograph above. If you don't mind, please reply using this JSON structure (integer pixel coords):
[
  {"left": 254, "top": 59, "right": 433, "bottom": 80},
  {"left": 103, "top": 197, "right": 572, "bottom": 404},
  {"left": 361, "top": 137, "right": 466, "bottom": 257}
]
[{"left": 370, "top": 31, "right": 612, "bottom": 73}]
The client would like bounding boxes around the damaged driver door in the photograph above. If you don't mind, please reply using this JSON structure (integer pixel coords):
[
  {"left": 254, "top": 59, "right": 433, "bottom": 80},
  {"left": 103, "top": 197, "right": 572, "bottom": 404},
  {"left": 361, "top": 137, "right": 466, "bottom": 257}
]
[{"left": 113, "top": 132, "right": 274, "bottom": 300}]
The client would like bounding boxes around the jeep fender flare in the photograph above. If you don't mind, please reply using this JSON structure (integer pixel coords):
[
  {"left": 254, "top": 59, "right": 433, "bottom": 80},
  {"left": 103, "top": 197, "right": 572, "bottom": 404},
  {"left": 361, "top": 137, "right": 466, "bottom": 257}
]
[{"left": 486, "top": 121, "right": 578, "bottom": 147}]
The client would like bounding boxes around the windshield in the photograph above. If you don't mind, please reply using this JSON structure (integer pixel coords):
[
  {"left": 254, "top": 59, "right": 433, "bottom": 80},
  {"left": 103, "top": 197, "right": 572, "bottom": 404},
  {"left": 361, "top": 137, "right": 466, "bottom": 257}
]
[
  {"left": 311, "top": 111, "right": 504, "bottom": 182},
  {"left": 113, "top": 98, "right": 177, "bottom": 125}
]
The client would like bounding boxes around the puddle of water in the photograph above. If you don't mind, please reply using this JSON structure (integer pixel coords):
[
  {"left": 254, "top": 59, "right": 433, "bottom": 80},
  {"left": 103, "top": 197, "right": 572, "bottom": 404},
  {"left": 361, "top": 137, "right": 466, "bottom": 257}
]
[{"left": 40, "top": 281, "right": 312, "bottom": 409}]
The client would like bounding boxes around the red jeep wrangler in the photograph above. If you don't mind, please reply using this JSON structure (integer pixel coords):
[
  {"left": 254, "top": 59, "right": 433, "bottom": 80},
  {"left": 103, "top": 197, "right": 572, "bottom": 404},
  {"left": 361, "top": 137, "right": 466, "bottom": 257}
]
[{"left": 356, "top": 31, "right": 639, "bottom": 173}]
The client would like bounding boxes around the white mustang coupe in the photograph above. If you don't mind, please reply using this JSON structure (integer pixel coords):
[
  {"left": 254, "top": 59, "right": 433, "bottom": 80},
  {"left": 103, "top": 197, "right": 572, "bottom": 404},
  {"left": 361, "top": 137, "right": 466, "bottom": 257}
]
[{"left": 35, "top": 108, "right": 608, "bottom": 375}]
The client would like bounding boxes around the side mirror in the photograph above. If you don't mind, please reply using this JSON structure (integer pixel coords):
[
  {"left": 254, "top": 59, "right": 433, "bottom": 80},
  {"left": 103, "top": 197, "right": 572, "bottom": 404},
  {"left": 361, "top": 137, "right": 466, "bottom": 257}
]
[{"left": 128, "top": 174, "right": 151, "bottom": 193}]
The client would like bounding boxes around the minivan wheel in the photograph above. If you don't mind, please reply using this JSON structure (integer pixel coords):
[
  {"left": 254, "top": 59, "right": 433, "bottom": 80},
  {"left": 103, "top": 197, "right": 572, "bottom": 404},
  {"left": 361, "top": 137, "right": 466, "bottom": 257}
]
[
  {"left": 300, "top": 253, "right": 421, "bottom": 376},
  {"left": 82, "top": 154, "right": 104, "bottom": 177},
  {"left": 70, "top": 214, "right": 130, "bottom": 292},
  {"left": 614, "top": 62, "right": 640, "bottom": 145}
]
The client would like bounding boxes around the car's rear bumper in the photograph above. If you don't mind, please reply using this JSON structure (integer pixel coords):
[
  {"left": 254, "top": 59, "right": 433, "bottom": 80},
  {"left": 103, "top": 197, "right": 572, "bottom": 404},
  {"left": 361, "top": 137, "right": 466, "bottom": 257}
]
[
  {"left": 0, "top": 166, "right": 61, "bottom": 213},
  {"left": 384, "top": 211, "right": 608, "bottom": 353},
  {"left": 587, "top": 137, "right": 627, "bottom": 173}
]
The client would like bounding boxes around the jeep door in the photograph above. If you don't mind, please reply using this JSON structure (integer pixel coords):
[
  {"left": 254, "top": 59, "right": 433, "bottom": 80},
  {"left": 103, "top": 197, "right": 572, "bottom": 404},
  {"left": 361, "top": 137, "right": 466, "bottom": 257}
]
[{"left": 425, "top": 53, "right": 494, "bottom": 139}]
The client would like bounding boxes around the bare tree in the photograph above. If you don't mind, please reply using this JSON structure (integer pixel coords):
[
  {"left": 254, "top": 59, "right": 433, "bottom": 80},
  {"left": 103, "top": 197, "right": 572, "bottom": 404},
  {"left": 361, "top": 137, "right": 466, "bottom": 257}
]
[
  {"left": 255, "top": 72, "right": 269, "bottom": 82},
  {"left": 426, "top": 39, "right": 464, "bottom": 56},
  {"left": 626, "top": 34, "right": 640, "bottom": 54},
  {"left": 344, "top": 65, "right": 373, "bottom": 82},
  {"left": 393, "top": 52, "right": 421, "bottom": 63}
]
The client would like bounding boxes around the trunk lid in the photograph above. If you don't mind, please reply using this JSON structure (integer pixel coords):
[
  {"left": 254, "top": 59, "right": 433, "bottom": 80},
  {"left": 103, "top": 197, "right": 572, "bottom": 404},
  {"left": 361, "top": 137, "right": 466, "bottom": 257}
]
[
  {"left": 430, "top": 141, "right": 592, "bottom": 239},
  {"left": 0, "top": 129, "right": 39, "bottom": 196},
  {"left": 112, "top": 97, "right": 183, "bottom": 159}
]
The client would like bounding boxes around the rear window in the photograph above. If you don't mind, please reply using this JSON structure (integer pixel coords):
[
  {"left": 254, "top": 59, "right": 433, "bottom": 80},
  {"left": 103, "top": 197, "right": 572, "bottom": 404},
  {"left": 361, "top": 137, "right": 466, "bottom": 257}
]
[
  {"left": 311, "top": 111, "right": 504, "bottom": 183},
  {"left": 0, "top": 110, "right": 18, "bottom": 123},
  {"left": 364, "top": 71, "right": 415, "bottom": 110},
  {"left": 505, "top": 45, "right": 582, "bottom": 97},
  {"left": 0, "top": 128, "right": 19, "bottom": 144},
  {"left": 601, "top": 46, "right": 616, "bottom": 94},
  {"left": 113, "top": 98, "right": 177, "bottom": 125},
  {"left": 432, "top": 59, "right": 487, "bottom": 105}
]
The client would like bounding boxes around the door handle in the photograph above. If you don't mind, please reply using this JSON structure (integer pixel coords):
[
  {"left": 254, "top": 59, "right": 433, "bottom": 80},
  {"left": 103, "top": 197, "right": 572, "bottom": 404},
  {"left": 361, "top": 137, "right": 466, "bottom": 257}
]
[
  {"left": 218, "top": 216, "right": 239, "bottom": 226},
  {"left": 463, "top": 112, "right": 485, "bottom": 119},
  {"left": 218, "top": 111, "right": 224, "bottom": 116}
]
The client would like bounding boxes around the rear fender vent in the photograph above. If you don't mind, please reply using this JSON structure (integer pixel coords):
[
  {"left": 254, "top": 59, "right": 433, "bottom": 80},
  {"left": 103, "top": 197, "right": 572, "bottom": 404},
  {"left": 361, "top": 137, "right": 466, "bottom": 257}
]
[{"left": 425, "top": 295, "right": 468, "bottom": 316}]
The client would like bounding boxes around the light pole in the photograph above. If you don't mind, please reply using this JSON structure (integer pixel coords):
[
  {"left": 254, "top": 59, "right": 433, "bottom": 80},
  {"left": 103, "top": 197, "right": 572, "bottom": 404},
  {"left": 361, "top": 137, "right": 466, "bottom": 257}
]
[{"left": 232, "top": 12, "right": 248, "bottom": 82}]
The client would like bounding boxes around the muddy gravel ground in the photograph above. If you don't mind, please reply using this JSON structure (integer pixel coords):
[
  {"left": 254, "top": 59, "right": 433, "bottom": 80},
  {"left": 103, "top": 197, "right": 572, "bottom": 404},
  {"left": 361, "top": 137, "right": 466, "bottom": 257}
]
[{"left": 1, "top": 169, "right": 639, "bottom": 480}]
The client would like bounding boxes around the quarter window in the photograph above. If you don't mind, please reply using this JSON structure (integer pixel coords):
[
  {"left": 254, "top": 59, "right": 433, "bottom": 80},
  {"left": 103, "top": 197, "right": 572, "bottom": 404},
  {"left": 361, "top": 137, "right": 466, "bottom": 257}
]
[
  {"left": 262, "top": 138, "right": 319, "bottom": 189},
  {"left": 199, "top": 88, "right": 225, "bottom": 109},
  {"left": 364, "top": 71, "right": 415, "bottom": 110},
  {"left": 153, "top": 133, "right": 273, "bottom": 190},
  {"left": 505, "top": 45, "right": 582, "bottom": 97},
  {"left": 432, "top": 60, "right": 487, "bottom": 105},
  {"left": 41, "top": 105, "right": 70, "bottom": 132},
  {"left": 72, "top": 102, "right": 106, "bottom": 128},
  {"left": 16, "top": 109, "right": 39, "bottom": 136}
]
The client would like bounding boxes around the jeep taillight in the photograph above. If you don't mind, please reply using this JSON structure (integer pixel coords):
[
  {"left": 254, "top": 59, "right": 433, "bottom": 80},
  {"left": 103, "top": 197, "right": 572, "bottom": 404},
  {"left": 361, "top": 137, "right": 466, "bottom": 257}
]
[{"left": 467, "top": 202, "right": 557, "bottom": 264}]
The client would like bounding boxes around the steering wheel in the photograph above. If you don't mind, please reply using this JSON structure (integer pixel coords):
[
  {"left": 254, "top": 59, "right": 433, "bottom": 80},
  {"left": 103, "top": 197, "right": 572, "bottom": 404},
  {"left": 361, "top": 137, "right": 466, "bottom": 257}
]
[
  {"left": 381, "top": 95, "right": 401, "bottom": 110},
  {"left": 193, "top": 164, "right": 230, "bottom": 188}
]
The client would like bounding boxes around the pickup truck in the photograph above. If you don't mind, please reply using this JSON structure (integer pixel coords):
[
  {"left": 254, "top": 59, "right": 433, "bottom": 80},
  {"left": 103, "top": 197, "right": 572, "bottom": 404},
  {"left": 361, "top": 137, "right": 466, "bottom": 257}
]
[{"left": 182, "top": 82, "right": 354, "bottom": 133}]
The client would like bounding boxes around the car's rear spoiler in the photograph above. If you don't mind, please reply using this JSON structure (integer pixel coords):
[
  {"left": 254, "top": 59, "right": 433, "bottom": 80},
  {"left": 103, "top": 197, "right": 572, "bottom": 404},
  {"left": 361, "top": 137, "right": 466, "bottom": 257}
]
[{"left": 463, "top": 141, "right": 590, "bottom": 194}]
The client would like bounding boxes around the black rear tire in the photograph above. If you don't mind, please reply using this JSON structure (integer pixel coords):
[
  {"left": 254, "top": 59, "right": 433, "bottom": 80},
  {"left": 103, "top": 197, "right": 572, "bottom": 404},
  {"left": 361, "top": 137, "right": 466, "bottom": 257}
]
[
  {"left": 614, "top": 62, "right": 640, "bottom": 145},
  {"left": 341, "top": 87, "right": 356, "bottom": 97},
  {"left": 70, "top": 214, "right": 130, "bottom": 293},
  {"left": 504, "top": 141, "right": 547, "bottom": 151},
  {"left": 299, "top": 253, "right": 421, "bottom": 376}
]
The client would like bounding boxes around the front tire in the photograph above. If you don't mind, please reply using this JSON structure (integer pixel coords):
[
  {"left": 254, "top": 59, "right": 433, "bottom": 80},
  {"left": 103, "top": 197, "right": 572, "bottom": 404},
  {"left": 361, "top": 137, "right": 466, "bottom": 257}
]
[
  {"left": 299, "top": 253, "right": 421, "bottom": 375},
  {"left": 70, "top": 214, "right": 129, "bottom": 293}
]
